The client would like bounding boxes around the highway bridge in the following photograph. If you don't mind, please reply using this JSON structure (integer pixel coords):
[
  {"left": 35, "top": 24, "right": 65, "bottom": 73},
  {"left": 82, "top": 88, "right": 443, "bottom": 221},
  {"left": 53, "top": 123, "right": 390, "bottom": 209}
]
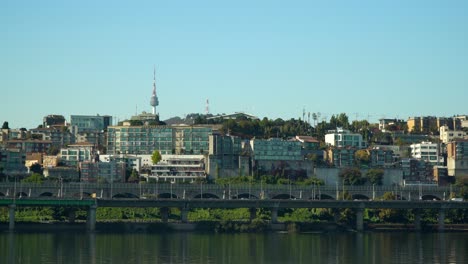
[
  {"left": 0, "top": 182, "right": 458, "bottom": 201},
  {"left": 1, "top": 196, "right": 467, "bottom": 232}
]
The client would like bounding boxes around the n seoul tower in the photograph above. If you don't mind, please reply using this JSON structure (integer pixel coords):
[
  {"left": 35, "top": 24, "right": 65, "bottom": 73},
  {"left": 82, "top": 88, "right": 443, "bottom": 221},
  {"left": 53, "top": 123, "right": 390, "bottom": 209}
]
[{"left": 150, "top": 66, "right": 159, "bottom": 115}]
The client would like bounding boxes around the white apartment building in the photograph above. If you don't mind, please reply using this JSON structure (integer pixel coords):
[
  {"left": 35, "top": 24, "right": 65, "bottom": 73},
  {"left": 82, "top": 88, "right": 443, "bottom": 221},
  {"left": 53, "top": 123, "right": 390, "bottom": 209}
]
[
  {"left": 410, "top": 141, "right": 442, "bottom": 165},
  {"left": 440, "top": 125, "right": 466, "bottom": 143},
  {"left": 325, "top": 128, "right": 367, "bottom": 149},
  {"left": 150, "top": 155, "right": 206, "bottom": 182}
]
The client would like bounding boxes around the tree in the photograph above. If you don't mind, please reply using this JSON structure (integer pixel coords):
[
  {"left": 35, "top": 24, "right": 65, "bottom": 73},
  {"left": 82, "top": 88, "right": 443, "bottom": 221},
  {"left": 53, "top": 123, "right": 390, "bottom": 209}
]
[
  {"left": 128, "top": 169, "right": 140, "bottom": 183},
  {"left": 1, "top": 121, "right": 9, "bottom": 129},
  {"left": 354, "top": 150, "right": 370, "bottom": 166},
  {"left": 366, "top": 169, "right": 384, "bottom": 185},
  {"left": 339, "top": 167, "right": 365, "bottom": 185},
  {"left": 30, "top": 163, "right": 43, "bottom": 175},
  {"left": 22, "top": 173, "right": 44, "bottom": 184},
  {"left": 151, "top": 150, "right": 162, "bottom": 164}
]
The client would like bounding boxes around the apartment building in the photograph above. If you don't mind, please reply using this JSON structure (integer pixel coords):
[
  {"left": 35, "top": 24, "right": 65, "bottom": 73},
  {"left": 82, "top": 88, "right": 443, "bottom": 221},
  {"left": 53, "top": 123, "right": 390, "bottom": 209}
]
[
  {"left": 410, "top": 141, "right": 441, "bottom": 165},
  {"left": 325, "top": 128, "right": 367, "bottom": 149}
]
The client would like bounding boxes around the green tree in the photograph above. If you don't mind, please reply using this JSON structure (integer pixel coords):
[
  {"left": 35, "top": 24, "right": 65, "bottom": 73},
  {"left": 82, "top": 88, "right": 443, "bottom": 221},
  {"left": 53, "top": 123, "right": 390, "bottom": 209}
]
[
  {"left": 339, "top": 167, "right": 365, "bottom": 185},
  {"left": 22, "top": 173, "right": 44, "bottom": 184},
  {"left": 2, "top": 121, "right": 9, "bottom": 129},
  {"left": 151, "top": 150, "right": 162, "bottom": 164},
  {"left": 366, "top": 169, "right": 384, "bottom": 185},
  {"left": 128, "top": 169, "right": 140, "bottom": 183},
  {"left": 29, "top": 163, "right": 43, "bottom": 175},
  {"left": 354, "top": 150, "right": 370, "bottom": 166}
]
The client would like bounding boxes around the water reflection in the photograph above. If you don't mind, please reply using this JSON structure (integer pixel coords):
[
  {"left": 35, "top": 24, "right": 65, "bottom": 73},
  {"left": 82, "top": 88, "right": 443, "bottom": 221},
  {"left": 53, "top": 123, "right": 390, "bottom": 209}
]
[{"left": 0, "top": 231, "right": 466, "bottom": 264}]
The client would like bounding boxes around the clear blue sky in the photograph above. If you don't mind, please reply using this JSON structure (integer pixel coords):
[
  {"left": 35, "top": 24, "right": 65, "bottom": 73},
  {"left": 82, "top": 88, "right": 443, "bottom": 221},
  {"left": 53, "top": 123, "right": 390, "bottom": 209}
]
[{"left": 1, "top": 0, "right": 467, "bottom": 129}]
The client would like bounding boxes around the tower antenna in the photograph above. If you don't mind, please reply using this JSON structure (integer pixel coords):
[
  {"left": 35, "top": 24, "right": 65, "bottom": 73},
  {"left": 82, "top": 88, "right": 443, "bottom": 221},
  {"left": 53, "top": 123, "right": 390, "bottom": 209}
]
[
  {"left": 205, "top": 99, "right": 210, "bottom": 115},
  {"left": 150, "top": 65, "right": 159, "bottom": 115}
]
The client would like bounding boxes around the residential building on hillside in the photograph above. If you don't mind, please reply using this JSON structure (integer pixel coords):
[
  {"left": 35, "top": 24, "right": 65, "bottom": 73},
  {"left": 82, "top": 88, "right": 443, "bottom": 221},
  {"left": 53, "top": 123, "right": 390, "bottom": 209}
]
[
  {"left": 106, "top": 125, "right": 219, "bottom": 155},
  {"left": 401, "top": 158, "right": 434, "bottom": 183},
  {"left": 70, "top": 114, "right": 112, "bottom": 133},
  {"left": 207, "top": 134, "right": 246, "bottom": 177},
  {"left": 29, "top": 127, "right": 74, "bottom": 147},
  {"left": 325, "top": 128, "right": 367, "bottom": 149},
  {"left": 5, "top": 140, "right": 52, "bottom": 154},
  {"left": 80, "top": 160, "right": 126, "bottom": 183},
  {"left": 378, "top": 118, "right": 405, "bottom": 132},
  {"left": 43, "top": 115, "right": 66, "bottom": 128},
  {"left": 44, "top": 166, "right": 79, "bottom": 181},
  {"left": 369, "top": 147, "right": 395, "bottom": 167},
  {"left": 326, "top": 147, "right": 356, "bottom": 167},
  {"left": 150, "top": 155, "right": 206, "bottom": 182},
  {"left": 99, "top": 154, "right": 153, "bottom": 173},
  {"left": 250, "top": 138, "right": 302, "bottom": 161},
  {"left": 439, "top": 125, "right": 466, "bottom": 143},
  {"left": 0, "top": 148, "right": 26, "bottom": 175},
  {"left": 407, "top": 116, "right": 460, "bottom": 133},
  {"left": 410, "top": 141, "right": 442, "bottom": 165},
  {"left": 446, "top": 139, "right": 468, "bottom": 177},
  {"left": 60, "top": 142, "right": 95, "bottom": 167}
]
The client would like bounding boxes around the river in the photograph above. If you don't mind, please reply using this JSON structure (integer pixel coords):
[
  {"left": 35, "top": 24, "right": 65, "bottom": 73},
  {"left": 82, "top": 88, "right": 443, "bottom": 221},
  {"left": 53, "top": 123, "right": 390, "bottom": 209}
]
[{"left": 1, "top": 231, "right": 467, "bottom": 263}]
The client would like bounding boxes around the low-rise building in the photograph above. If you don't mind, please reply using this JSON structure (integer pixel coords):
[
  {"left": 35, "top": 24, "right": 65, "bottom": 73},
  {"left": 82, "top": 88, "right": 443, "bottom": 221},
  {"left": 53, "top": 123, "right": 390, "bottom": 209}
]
[
  {"left": 5, "top": 140, "right": 52, "bottom": 154},
  {"left": 410, "top": 141, "right": 442, "bottom": 165},
  {"left": 150, "top": 155, "right": 205, "bottom": 182},
  {"left": 44, "top": 166, "right": 79, "bottom": 182},
  {"left": 79, "top": 160, "right": 126, "bottom": 183},
  {"left": 0, "top": 148, "right": 27, "bottom": 175},
  {"left": 326, "top": 147, "right": 356, "bottom": 167},
  {"left": 401, "top": 158, "right": 434, "bottom": 183},
  {"left": 325, "top": 128, "right": 367, "bottom": 149},
  {"left": 439, "top": 125, "right": 466, "bottom": 144},
  {"left": 250, "top": 138, "right": 302, "bottom": 161},
  {"left": 446, "top": 139, "right": 468, "bottom": 177},
  {"left": 60, "top": 143, "right": 95, "bottom": 167},
  {"left": 369, "top": 147, "right": 395, "bottom": 167}
]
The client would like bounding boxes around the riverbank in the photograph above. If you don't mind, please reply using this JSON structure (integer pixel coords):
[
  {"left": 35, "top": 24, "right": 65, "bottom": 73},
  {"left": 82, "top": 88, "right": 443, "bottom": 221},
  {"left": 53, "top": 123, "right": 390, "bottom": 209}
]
[{"left": 2, "top": 221, "right": 468, "bottom": 233}]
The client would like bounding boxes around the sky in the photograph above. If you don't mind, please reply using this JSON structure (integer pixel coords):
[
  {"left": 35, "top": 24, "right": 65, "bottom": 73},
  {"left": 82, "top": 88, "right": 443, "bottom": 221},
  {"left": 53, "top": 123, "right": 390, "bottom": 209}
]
[{"left": 1, "top": 0, "right": 467, "bottom": 129}]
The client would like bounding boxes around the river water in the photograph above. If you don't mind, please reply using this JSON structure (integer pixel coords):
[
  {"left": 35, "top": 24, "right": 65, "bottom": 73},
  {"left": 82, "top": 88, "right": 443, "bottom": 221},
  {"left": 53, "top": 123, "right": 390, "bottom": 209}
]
[{"left": 1, "top": 231, "right": 467, "bottom": 264}]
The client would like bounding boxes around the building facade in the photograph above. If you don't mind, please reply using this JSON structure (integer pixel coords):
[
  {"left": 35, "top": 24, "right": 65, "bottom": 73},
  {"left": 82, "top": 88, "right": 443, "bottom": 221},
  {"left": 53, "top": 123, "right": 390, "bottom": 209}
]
[
  {"left": 325, "top": 128, "right": 367, "bottom": 149},
  {"left": 446, "top": 139, "right": 468, "bottom": 177},
  {"left": 150, "top": 155, "right": 205, "bottom": 182},
  {"left": 79, "top": 161, "right": 126, "bottom": 183},
  {"left": 410, "top": 141, "right": 441, "bottom": 165},
  {"left": 106, "top": 125, "right": 218, "bottom": 156},
  {"left": 60, "top": 143, "right": 95, "bottom": 167},
  {"left": 70, "top": 115, "right": 112, "bottom": 133},
  {"left": 439, "top": 125, "right": 466, "bottom": 144}
]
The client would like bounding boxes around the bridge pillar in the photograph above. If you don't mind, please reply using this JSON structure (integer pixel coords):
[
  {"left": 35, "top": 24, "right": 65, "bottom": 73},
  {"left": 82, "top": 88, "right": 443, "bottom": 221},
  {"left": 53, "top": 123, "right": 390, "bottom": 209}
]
[
  {"left": 270, "top": 208, "right": 278, "bottom": 223},
  {"left": 438, "top": 208, "right": 445, "bottom": 231},
  {"left": 333, "top": 209, "right": 340, "bottom": 224},
  {"left": 249, "top": 208, "right": 257, "bottom": 222},
  {"left": 180, "top": 207, "right": 189, "bottom": 223},
  {"left": 68, "top": 210, "right": 76, "bottom": 223},
  {"left": 414, "top": 209, "right": 421, "bottom": 231},
  {"left": 87, "top": 204, "right": 97, "bottom": 232},
  {"left": 160, "top": 207, "right": 169, "bottom": 223},
  {"left": 9, "top": 204, "right": 16, "bottom": 231},
  {"left": 356, "top": 208, "right": 364, "bottom": 232}
]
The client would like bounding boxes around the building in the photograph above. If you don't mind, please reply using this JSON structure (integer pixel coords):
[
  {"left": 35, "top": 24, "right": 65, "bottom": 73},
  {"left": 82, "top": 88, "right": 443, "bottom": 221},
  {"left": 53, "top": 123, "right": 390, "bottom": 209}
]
[
  {"left": 29, "top": 127, "right": 74, "bottom": 148},
  {"left": 407, "top": 116, "right": 460, "bottom": 134},
  {"left": 79, "top": 160, "right": 126, "bottom": 183},
  {"left": 207, "top": 134, "right": 250, "bottom": 177},
  {"left": 44, "top": 166, "right": 79, "bottom": 182},
  {"left": 250, "top": 138, "right": 302, "bottom": 161},
  {"left": 0, "top": 148, "right": 26, "bottom": 175},
  {"left": 410, "top": 141, "right": 441, "bottom": 165},
  {"left": 150, "top": 155, "right": 205, "bottom": 182},
  {"left": 295, "top": 136, "right": 320, "bottom": 150},
  {"left": 60, "top": 143, "right": 95, "bottom": 167},
  {"left": 446, "top": 139, "right": 468, "bottom": 177},
  {"left": 207, "top": 112, "right": 259, "bottom": 121},
  {"left": 401, "top": 158, "right": 434, "bottom": 183},
  {"left": 325, "top": 128, "right": 367, "bottom": 149},
  {"left": 326, "top": 147, "right": 356, "bottom": 167},
  {"left": 439, "top": 125, "right": 466, "bottom": 144},
  {"left": 5, "top": 140, "right": 52, "bottom": 154},
  {"left": 369, "top": 147, "right": 395, "bottom": 167},
  {"left": 378, "top": 118, "right": 405, "bottom": 132},
  {"left": 43, "top": 115, "right": 66, "bottom": 128},
  {"left": 70, "top": 115, "right": 112, "bottom": 133},
  {"left": 106, "top": 124, "right": 219, "bottom": 156},
  {"left": 99, "top": 154, "right": 153, "bottom": 174}
]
